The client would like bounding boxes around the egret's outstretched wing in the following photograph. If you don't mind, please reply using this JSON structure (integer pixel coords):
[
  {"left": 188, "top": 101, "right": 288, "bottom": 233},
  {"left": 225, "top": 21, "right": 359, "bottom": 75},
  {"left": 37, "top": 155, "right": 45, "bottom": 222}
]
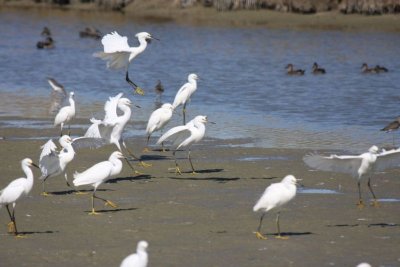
[
  {"left": 104, "top": 93, "right": 123, "bottom": 124},
  {"left": 73, "top": 161, "right": 113, "bottom": 186},
  {"left": 94, "top": 51, "right": 130, "bottom": 70},
  {"left": 39, "top": 152, "right": 61, "bottom": 179},
  {"left": 82, "top": 118, "right": 112, "bottom": 147},
  {"left": 48, "top": 77, "right": 67, "bottom": 114},
  {"left": 84, "top": 118, "right": 103, "bottom": 138},
  {"left": 72, "top": 136, "right": 109, "bottom": 150},
  {"left": 40, "top": 139, "right": 58, "bottom": 161},
  {"left": 173, "top": 83, "right": 191, "bottom": 108},
  {"left": 374, "top": 148, "right": 400, "bottom": 172},
  {"left": 303, "top": 153, "right": 363, "bottom": 178},
  {"left": 157, "top": 125, "right": 190, "bottom": 146},
  {"left": 101, "top": 31, "right": 130, "bottom": 53}
]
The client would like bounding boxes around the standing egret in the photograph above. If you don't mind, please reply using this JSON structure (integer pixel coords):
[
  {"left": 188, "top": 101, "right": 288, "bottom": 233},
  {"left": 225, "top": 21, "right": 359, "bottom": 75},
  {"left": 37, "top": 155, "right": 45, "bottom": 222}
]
[
  {"left": 47, "top": 77, "right": 67, "bottom": 114},
  {"left": 39, "top": 135, "right": 76, "bottom": 196},
  {"left": 83, "top": 93, "right": 150, "bottom": 171},
  {"left": 94, "top": 31, "right": 158, "bottom": 95},
  {"left": 0, "top": 158, "right": 39, "bottom": 236},
  {"left": 144, "top": 103, "right": 174, "bottom": 152},
  {"left": 172, "top": 74, "right": 199, "bottom": 124},
  {"left": 157, "top": 115, "right": 210, "bottom": 175},
  {"left": 303, "top": 145, "right": 400, "bottom": 208},
  {"left": 120, "top": 240, "right": 149, "bottom": 267},
  {"left": 253, "top": 175, "right": 299, "bottom": 240},
  {"left": 73, "top": 151, "right": 124, "bottom": 215},
  {"left": 54, "top": 91, "right": 76, "bottom": 136}
]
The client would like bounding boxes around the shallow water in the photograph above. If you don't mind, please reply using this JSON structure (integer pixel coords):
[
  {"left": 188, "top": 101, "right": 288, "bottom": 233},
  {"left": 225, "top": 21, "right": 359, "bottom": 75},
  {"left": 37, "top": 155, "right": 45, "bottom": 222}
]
[{"left": 1, "top": 9, "right": 400, "bottom": 151}]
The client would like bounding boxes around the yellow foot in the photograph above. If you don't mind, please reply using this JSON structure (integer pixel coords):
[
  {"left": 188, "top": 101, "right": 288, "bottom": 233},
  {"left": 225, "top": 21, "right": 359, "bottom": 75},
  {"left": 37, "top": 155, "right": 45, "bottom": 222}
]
[
  {"left": 134, "top": 87, "right": 145, "bottom": 96},
  {"left": 357, "top": 200, "right": 365, "bottom": 209},
  {"left": 40, "top": 192, "right": 52, "bottom": 197},
  {"left": 255, "top": 231, "right": 267, "bottom": 240},
  {"left": 15, "top": 234, "right": 27, "bottom": 239},
  {"left": 139, "top": 161, "right": 152, "bottom": 168},
  {"left": 105, "top": 200, "right": 118, "bottom": 208},
  {"left": 75, "top": 191, "right": 88, "bottom": 195},
  {"left": 275, "top": 235, "right": 289, "bottom": 240},
  {"left": 370, "top": 200, "right": 380, "bottom": 208},
  {"left": 142, "top": 147, "right": 150, "bottom": 153},
  {"left": 88, "top": 211, "right": 101, "bottom": 215},
  {"left": 191, "top": 171, "right": 197, "bottom": 175},
  {"left": 175, "top": 167, "right": 182, "bottom": 175},
  {"left": 134, "top": 170, "right": 144, "bottom": 175},
  {"left": 7, "top": 222, "right": 15, "bottom": 233}
]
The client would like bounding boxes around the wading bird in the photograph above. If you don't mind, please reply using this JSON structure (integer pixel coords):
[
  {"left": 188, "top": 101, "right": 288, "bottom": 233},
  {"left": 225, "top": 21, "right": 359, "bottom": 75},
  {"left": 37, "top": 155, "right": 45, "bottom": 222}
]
[
  {"left": 120, "top": 240, "right": 149, "bottom": 267},
  {"left": 172, "top": 73, "right": 199, "bottom": 125},
  {"left": 381, "top": 117, "right": 400, "bottom": 146},
  {"left": 145, "top": 103, "right": 174, "bottom": 152},
  {"left": 54, "top": 91, "right": 76, "bottom": 136},
  {"left": 253, "top": 175, "right": 299, "bottom": 240},
  {"left": 73, "top": 151, "right": 124, "bottom": 215},
  {"left": 0, "top": 158, "right": 39, "bottom": 236},
  {"left": 47, "top": 77, "right": 67, "bottom": 114},
  {"left": 157, "top": 115, "right": 211, "bottom": 175},
  {"left": 94, "top": 31, "right": 158, "bottom": 95},
  {"left": 303, "top": 145, "right": 400, "bottom": 208}
]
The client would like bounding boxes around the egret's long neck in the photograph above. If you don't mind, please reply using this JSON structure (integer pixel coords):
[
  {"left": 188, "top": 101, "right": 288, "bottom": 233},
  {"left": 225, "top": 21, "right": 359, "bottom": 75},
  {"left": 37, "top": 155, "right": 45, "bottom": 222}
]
[
  {"left": 109, "top": 157, "right": 123, "bottom": 176},
  {"left": 22, "top": 164, "right": 34, "bottom": 194},
  {"left": 61, "top": 143, "right": 75, "bottom": 166},
  {"left": 69, "top": 96, "right": 75, "bottom": 109},
  {"left": 137, "top": 37, "right": 148, "bottom": 50},
  {"left": 189, "top": 77, "right": 197, "bottom": 89},
  {"left": 118, "top": 105, "right": 131, "bottom": 126}
]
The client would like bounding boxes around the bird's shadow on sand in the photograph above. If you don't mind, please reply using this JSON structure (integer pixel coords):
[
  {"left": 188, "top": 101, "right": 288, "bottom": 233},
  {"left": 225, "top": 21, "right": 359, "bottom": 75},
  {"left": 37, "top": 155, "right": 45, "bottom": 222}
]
[
  {"left": 106, "top": 174, "right": 152, "bottom": 184},
  {"left": 368, "top": 223, "right": 399, "bottom": 228},
  {"left": 139, "top": 154, "right": 169, "bottom": 161},
  {"left": 46, "top": 188, "right": 110, "bottom": 196},
  {"left": 326, "top": 224, "right": 360, "bottom": 228},
  {"left": 250, "top": 176, "right": 279, "bottom": 180},
  {"left": 85, "top": 207, "right": 138, "bottom": 214},
  {"left": 17, "top": 230, "right": 59, "bottom": 236},
  {"left": 262, "top": 231, "right": 314, "bottom": 238}
]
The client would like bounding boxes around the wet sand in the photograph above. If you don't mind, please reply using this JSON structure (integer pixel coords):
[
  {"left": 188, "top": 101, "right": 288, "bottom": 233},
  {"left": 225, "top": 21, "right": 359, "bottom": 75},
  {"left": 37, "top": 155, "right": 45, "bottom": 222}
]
[{"left": 0, "top": 120, "right": 399, "bottom": 266}]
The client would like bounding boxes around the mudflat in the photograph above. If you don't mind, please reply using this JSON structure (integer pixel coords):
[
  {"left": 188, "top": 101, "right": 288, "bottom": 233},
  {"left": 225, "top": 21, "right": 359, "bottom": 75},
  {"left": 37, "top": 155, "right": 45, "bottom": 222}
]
[{"left": 0, "top": 122, "right": 399, "bottom": 267}]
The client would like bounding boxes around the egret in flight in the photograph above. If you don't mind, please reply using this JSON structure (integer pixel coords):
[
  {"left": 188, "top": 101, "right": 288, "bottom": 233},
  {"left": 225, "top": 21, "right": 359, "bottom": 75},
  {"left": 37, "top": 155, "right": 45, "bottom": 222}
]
[
  {"left": 0, "top": 158, "right": 39, "bottom": 236},
  {"left": 157, "top": 115, "right": 211, "bottom": 175},
  {"left": 73, "top": 151, "right": 124, "bottom": 215},
  {"left": 54, "top": 91, "right": 76, "bottom": 136},
  {"left": 145, "top": 103, "right": 174, "bottom": 152},
  {"left": 94, "top": 31, "right": 158, "bottom": 95},
  {"left": 120, "top": 240, "right": 149, "bottom": 267},
  {"left": 303, "top": 145, "right": 400, "bottom": 208},
  {"left": 172, "top": 73, "right": 199, "bottom": 124}
]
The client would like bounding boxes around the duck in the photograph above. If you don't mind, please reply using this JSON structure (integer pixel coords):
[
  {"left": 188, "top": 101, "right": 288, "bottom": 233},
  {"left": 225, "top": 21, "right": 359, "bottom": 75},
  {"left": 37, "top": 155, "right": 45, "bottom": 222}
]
[
  {"left": 361, "top": 63, "right": 377, "bottom": 73},
  {"left": 312, "top": 62, "right": 326, "bottom": 74},
  {"left": 375, "top": 65, "right": 388, "bottom": 73},
  {"left": 79, "top": 27, "right": 102, "bottom": 40},
  {"left": 285, "top": 64, "right": 305, "bottom": 75},
  {"left": 36, "top": 37, "right": 55, "bottom": 49}
]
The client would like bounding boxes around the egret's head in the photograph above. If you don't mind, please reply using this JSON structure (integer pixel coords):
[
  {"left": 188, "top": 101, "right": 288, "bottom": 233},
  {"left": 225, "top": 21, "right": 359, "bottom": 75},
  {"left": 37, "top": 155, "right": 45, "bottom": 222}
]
[
  {"left": 194, "top": 115, "right": 208, "bottom": 124},
  {"left": 368, "top": 145, "right": 379, "bottom": 154},
  {"left": 161, "top": 103, "right": 174, "bottom": 110},
  {"left": 111, "top": 151, "right": 124, "bottom": 159},
  {"left": 118, "top": 98, "right": 132, "bottom": 107},
  {"left": 70, "top": 91, "right": 75, "bottom": 98},
  {"left": 59, "top": 135, "right": 72, "bottom": 145},
  {"left": 282, "top": 175, "right": 299, "bottom": 186},
  {"left": 137, "top": 240, "right": 148, "bottom": 252},
  {"left": 22, "top": 158, "right": 39, "bottom": 169},
  {"left": 188, "top": 73, "right": 199, "bottom": 81},
  {"left": 136, "top": 32, "right": 158, "bottom": 43}
]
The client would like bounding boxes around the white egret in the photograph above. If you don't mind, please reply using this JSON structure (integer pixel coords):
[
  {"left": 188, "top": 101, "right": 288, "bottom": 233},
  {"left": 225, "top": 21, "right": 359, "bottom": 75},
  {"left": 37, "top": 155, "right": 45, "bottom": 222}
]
[
  {"left": 39, "top": 135, "right": 76, "bottom": 196},
  {"left": 83, "top": 93, "right": 150, "bottom": 171},
  {"left": 120, "top": 240, "right": 149, "bottom": 267},
  {"left": 0, "top": 158, "right": 39, "bottom": 236},
  {"left": 73, "top": 151, "right": 124, "bottom": 215},
  {"left": 144, "top": 103, "right": 174, "bottom": 152},
  {"left": 172, "top": 73, "right": 199, "bottom": 124},
  {"left": 303, "top": 145, "right": 400, "bottom": 208},
  {"left": 47, "top": 77, "right": 67, "bottom": 114},
  {"left": 253, "top": 175, "right": 299, "bottom": 240},
  {"left": 94, "top": 31, "right": 158, "bottom": 95},
  {"left": 54, "top": 91, "right": 76, "bottom": 136},
  {"left": 157, "top": 115, "right": 210, "bottom": 175}
]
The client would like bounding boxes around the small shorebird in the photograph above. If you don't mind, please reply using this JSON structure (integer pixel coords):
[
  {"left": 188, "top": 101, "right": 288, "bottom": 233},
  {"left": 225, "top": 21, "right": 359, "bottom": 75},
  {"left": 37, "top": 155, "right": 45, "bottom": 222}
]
[
  {"left": 381, "top": 117, "right": 400, "bottom": 146},
  {"left": 285, "top": 64, "right": 305, "bottom": 75}
]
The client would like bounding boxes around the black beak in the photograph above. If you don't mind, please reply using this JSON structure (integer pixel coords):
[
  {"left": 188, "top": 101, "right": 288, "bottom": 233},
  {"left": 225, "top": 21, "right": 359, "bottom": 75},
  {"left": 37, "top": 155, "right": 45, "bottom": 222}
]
[{"left": 32, "top": 163, "right": 40, "bottom": 169}]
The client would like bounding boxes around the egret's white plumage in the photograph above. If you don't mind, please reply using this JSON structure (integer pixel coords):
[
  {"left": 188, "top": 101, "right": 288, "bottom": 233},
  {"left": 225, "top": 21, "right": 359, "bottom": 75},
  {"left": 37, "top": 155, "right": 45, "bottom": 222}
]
[
  {"left": 94, "top": 31, "right": 157, "bottom": 94},
  {"left": 73, "top": 151, "right": 124, "bottom": 214},
  {"left": 172, "top": 73, "right": 199, "bottom": 124},
  {"left": 120, "top": 240, "right": 149, "bottom": 267},
  {"left": 39, "top": 135, "right": 76, "bottom": 195},
  {"left": 253, "top": 175, "right": 298, "bottom": 240},
  {"left": 145, "top": 103, "right": 174, "bottom": 150},
  {"left": 157, "top": 115, "right": 208, "bottom": 174},
  {"left": 54, "top": 91, "right": 76, "bottom": 136},
  {"left": 303, "top": 145, "right": 400, "bottom": 207},
  {"left": 47, "top": 77, "right": 67, "bottom": 114},
  {"left": 0, "top": 158, "right": 38, "bottom": 236}
]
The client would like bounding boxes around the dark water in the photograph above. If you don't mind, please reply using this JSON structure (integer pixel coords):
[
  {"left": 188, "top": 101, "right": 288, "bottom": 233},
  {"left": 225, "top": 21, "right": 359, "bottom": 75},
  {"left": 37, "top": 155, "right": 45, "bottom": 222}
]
[{"left": 1, "top": 9, "right": 400, "bottom": 151}]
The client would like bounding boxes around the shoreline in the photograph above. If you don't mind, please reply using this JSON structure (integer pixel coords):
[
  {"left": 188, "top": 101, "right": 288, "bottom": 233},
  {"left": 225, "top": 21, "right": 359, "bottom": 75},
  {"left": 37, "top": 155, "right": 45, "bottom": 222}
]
[{"left": 1, "top": 4, "right": 400, "bottom": 32}]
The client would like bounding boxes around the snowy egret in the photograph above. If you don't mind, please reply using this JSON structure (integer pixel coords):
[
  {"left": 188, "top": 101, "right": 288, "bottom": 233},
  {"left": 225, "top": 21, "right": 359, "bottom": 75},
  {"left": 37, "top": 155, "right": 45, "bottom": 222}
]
[
  {"left": 120, "top": 240, "right": 149, "bottom": 267},
  {"left": 303, "top": 145, "right": 400, "bottom": 208},
  {"left": 253, "top": 175, "right": 299, "bottom": 240},
  {"left": 94, "top": 31, "right": 158, "bottom": 95},
  {"left": 83, "top": 93, "right": 149, "bottom": 172},
  {"left": 145, "top": 103, "right": 174, "bottom": 152},
  {"left": 356, "top": 263, "right": 372, "bottom": 267},
  {"left": 157, "top": 115, "right": 210, "bottom": 175},
  {"left": 39, "top": 135, "right": 76, "bottom": 196},
  {"left": 381, "top": 117, "right": 400, "bottom": 146},
  {"left": 0, "top": 158, "right": 39, "bottom": 236},
  {"left": 312, "top": 62, "right": 326, "bottom": 74},
  {"left": 73, "top": 151, "right": 124, "bottom": 215},
  {"left": 285, "top": 64, "right": 305, "bottom": 75},
  {"left": 54, "top": 91, "right": 75, "bottom": 136},
  {"left": 172, "top": 74, "right": 199, "bottom": 125},
  {"left": 47, "top": 77, "right": 67, "bottom": 114}
]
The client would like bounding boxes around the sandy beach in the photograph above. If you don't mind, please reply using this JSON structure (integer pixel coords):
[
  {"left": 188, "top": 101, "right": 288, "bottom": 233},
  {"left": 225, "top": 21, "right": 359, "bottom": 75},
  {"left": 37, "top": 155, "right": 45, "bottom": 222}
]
[{"left": 0, "top": 119, "right": 399, "bottom": 267}]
